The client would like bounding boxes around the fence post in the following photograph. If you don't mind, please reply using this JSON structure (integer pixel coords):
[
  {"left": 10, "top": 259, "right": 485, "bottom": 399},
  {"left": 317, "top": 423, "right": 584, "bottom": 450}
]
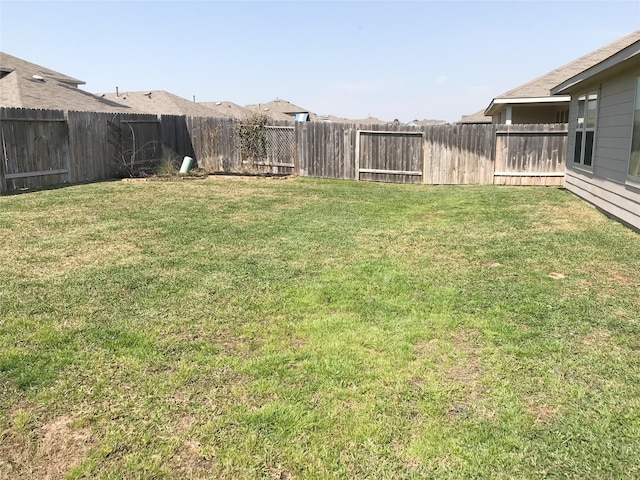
[
  {"left": 294, "top": 122, "right": 300, "bottom": 176},
  {"left": 64, "top": 112, "right": 73, "bottom": 185},
  {"left": 0, "top": 130, "right": 7, "bottom": 194},
  {"left": 422, "top": 129, "right": 427, "bottom": 184},
  {"left": 354, "top": 130, "right": 361, "bottom": 181}
]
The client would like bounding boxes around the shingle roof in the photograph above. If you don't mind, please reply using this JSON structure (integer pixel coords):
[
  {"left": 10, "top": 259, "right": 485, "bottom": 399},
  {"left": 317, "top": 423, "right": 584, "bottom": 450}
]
[
  {"left": 0, "top": 51, "right": 137, "bottom": 113},
  {"left": 552, "top": 38, "right": 640, "bottom": 94},
  {"left": 346, "top": 116, "right": 391, "bottom": 126},
  {"left": 458, "top": 110, "right": 492, "bottom": 124},
  {"left": 97, "top": 90, "right": 217, "bottom": 117},
  {"left": 245, "top": 99, "right": 318, "bottom": 121},
  {"left": 315, "top": 114, "right": 392, "bottom": 125},
  {"left": 199, "top": 101, "right": 252, "bottom": 120},
  {"left": 407, "top": 118, "right": 447, "bottom": 126},
  {"left": 494, "top": 30, "right": 640, "bottom": 101}
]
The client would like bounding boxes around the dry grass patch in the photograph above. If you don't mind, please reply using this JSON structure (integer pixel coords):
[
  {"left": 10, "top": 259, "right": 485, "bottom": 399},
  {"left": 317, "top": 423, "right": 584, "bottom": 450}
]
[
  {"left": 578, "top": 328, "right": 621, "bottom": 351},
  {"left": 0, "top": 412, "right": 95, "bottom": 480},
  {"left": 526, "top": 401, "right": 560, "bottom": 424},
  {"left": 445, "top": 330, "right": 494, "bottom": 421},
  {"left": 525, "top": 202, "right": 608, "bottom": 233},
  {"left": 412, "top": 330, "right": 494, "bottom": 421},
  {"left": 172, "top": 438, "right": 217, "bottom": 478}
]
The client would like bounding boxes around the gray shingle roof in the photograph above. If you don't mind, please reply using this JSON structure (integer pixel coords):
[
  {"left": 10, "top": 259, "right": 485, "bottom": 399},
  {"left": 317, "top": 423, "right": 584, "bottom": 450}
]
[
  {"left": 552, "top": 38, "right": 640, "bottom": 94},
  {"left": 199, "top": 101, "right": 252, "bottom": 120},
  {"left": 494, "top": 30, "right": 640, "bottom": 101},
  {"left": 0, "top": 51, "right": 137, "bottom": 113},
  {"left": 97, "top": 90, "right": 218, "bottom": 117},
  {"left": 245, "top": 99, "right": 318, "bottom": 121},
  {"left": 457, "top": 110, "right": 492, "bottom": 124}
]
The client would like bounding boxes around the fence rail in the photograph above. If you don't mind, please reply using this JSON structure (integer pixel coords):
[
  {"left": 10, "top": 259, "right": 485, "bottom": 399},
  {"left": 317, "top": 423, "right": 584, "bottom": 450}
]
[{"left": 0, "top": 107, "right": 567, "bottom": 194}]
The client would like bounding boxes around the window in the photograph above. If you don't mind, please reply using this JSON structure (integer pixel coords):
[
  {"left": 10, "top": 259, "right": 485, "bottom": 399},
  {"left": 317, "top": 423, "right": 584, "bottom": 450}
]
[
  {"left": 629, "top": 78, "right": 640, "bottom": 178},
  {"left": 574, "top": 92, "right": 598, "bottom": 167},
  {"left": 556, "top": 108, "right": 569, "bottom": 124}
]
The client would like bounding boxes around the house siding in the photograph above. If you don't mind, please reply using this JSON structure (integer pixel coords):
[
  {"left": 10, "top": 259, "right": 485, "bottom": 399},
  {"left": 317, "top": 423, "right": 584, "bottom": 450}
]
[
  {"left": 491, "top": 104, "right": 569, "bottom": 124},
  {"left": 565, "top": 69, "right": 640, "bottom": 230},
  {"left": 511, "top": 105, "right": 564, "bottom": 124}
]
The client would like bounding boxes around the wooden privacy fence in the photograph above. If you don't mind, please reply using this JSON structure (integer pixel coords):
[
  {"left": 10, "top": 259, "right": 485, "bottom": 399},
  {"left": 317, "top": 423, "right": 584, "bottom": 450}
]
[
  {"left": 0, "top": 108, "right": 194, "bottom": 193},
  {"left": 0, "top": 107, "right": 568, "bottom": 194},
  {"left": 356, "top": 130, "right": 425, "bottom": 184},
  {"left": 295, "top": 122, "right": 566, "bottom": 185},
  {"left": 494, "top": 124, "right": 567, "bottom": 186},
  {"left": 0, "top": 108, "right": 70, "bottom": 193}
]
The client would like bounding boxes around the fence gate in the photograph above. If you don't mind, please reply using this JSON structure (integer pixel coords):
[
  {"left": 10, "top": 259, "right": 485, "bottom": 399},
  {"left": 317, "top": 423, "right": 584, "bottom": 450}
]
[
  {"left": 0, "top": 113, "right": 71, "bottom": 193},
  {"left": 494, "top": 124, "right": 567, "bottom": 186},
  {"left": 355, "top": 130, "right": 425, "bottom": 184}
]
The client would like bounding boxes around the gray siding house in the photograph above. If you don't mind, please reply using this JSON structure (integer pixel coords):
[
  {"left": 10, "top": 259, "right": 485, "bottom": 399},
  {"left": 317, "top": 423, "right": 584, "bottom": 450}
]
[{"left": 551, "top": 35, "right": 640, "bottom": 231}]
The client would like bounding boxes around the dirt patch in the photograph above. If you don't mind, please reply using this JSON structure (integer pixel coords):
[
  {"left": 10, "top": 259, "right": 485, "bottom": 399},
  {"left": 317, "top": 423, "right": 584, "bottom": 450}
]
[
  {"left": 445, "top": 330, "right": 494, "bottom": 420},
  {"left": 0, "top": 414, "right": 95, "bottom": 480},
  {"left": 527, "top": 403, "right": 559, "bottom": 423},
  {"left": 414, "top": 338, "right": 441, "bottom": 358},
  {"left": 39, "top": 416, "right": 94, "bottom": 477},
  {"left": 290, "top": 337, "right": 308, "bottom": 349},
  {"left": 120, "top": 177, "right": 148, "bottom": 183},
  {"left": 610, "top": 273, "right": 637, "bottom": 286},
  {"left": 413, "top": 331, "right": 494, "bottom": 421},
  {"left": 173, "top": 414, "right": 196, "bottom": 435},
  {"left": 579, "top": 328, "right": 620, "bottom": 350},
  {"left": 173, "top": 438, "right": 217, "bottom": 477},
  {"left": 548, "top": 272, "right": 566, "bottom": 280},
  {"left": 259, "top": 464, "right": 294, "bottom": 480},
  {"left": 528, "top": 203, "right": 607, "bottom": 233}
]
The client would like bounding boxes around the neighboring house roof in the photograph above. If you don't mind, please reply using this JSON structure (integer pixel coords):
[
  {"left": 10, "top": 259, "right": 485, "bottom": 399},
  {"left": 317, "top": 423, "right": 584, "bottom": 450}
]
[
  {"left": 0, "top": 51, "right": 137, "bottom": 113},
  {"left": 551, "top": 37, "right": 640, "bottom": 95},
  {"left": 318, "top": 115, "right": 391, "bottom": 125},
  {"left": 314, "top": 114, "right": 391, "bottom": 125},
  {"left": 485, "top": 30, "right": 640, "bottom": 116},
  {"left": 199, "top": 101, "right": 252, "bottom": 120},
  {"left": 406, "top": 119, "right": 447, "bottom": 126},
  {"left": 458, "top": 110, "right": 492, "bottom": 124},
  {"left": 316, "top": 114, "right": 353, "bottom": 123},
  {"left": 352, "top": 116, "right": 390, "bottom": 126},
  {"left": 245, "top": 99, "right": 318, "bottom": 121},
  {"left": 98, "top": 90, "right": 217, "bottom": 117}
]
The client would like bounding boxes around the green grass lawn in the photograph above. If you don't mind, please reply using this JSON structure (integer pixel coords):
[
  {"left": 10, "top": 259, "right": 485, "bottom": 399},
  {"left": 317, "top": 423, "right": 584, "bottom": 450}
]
[{"left": 1, "top": 176, "right": 639, "bottom": 479}]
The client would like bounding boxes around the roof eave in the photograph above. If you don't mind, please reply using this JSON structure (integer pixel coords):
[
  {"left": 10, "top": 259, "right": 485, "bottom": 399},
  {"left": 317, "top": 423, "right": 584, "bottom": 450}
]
[
  {"left": 552, "top": 40, "right": 640, "bottom": 95},
  {"left": 484, "top": 96, "right": 570, "bottom": 116}
]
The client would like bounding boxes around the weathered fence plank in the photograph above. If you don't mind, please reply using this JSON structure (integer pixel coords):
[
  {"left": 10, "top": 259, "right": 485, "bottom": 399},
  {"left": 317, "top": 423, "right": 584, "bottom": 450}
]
[
  {"left": 357, "top": 128, "right": 424, "bottom": 184},
  {"left": 160, "top": 115, "right": 196, "bottom": 168},
  {"left": 67, "top": 111, "right": 110, "bottom": 183},
  {"left": 0, "top": 108, "right": 70, "bottom": 191},
  {"left": 494, "top": 124, "right": 567, "bottom": 186}
]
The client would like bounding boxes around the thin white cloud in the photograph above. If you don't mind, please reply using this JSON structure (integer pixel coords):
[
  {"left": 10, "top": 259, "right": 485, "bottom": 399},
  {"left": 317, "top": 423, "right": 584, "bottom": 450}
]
[{"left": 434, "top": 75, "right": 448, "bottom": 86}]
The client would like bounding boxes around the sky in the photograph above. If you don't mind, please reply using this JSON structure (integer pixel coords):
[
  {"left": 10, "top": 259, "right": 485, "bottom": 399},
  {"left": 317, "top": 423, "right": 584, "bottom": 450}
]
[{"left": 1, "top": 1, "right": 639, "bottom": 123}]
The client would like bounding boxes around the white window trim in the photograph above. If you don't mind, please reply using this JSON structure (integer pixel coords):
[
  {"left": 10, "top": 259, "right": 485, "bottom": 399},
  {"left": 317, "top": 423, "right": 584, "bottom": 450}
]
[
  {"left": 626, "top": 76, "right": 640, "bottom": 186},
  {"left": 573, "top": 90, "right": 598, "bottom": 171}
]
